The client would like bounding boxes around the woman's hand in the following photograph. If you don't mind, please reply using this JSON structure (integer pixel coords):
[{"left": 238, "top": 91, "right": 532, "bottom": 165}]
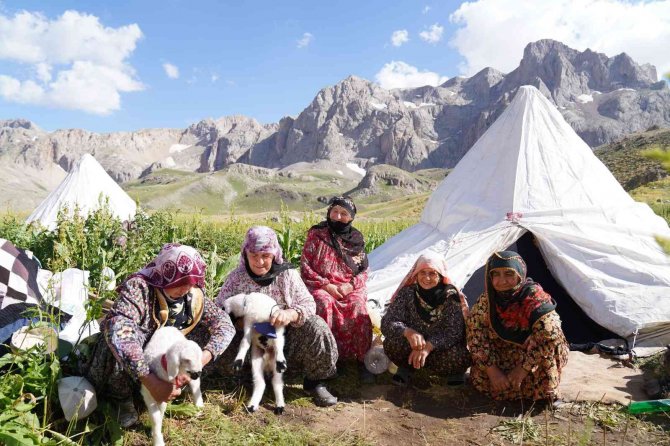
[
  {"left": 403, "top": 328, "right": 426, "bottom": 350},
  {"left": 140, "top": 373, "right": 181, "bottom": 403},
  {"left": 323, "top": 284, "right": 343, "bottom": 299},
  {"left": 507, "top": 365, "right": 529, "bottom": 390},
  {"left": 270, "top": 309, "right": 298, "bottom": 327},
  {"left": 338, "top": 282, "right": 354, "bottom": 297},
  {"left": 201, "top": 349, "right": 213, "bottom": 367},
  {"left": 407, "top": 342, "right": 433, "bottom": 369},
  {"left": 486, "top": 365, "right": 510, "bottom": 393}
]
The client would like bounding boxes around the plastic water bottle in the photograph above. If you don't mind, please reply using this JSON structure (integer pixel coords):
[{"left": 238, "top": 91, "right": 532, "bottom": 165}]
[
  {"left": 628, "top": 399, "right": 670, "bottom": 414},
  {"left": 364, "top": 345, "right": 390, "bottom": 375}
]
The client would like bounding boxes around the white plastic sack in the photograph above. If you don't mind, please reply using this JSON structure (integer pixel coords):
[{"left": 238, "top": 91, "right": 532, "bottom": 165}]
[{"left": 58, "top": 376, "right": 97, "bottom": 421}]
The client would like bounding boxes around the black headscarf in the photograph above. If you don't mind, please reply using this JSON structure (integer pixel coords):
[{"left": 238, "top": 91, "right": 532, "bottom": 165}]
[{"left": 310, "top": 196, "right": 368, "bottom": 275}]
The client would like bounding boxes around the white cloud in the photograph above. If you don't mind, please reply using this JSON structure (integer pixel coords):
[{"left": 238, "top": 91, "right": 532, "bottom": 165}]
[
  {"left": 390, "top": 29, "right": 409, "bottom": 47},
  {"left": 449, "top": 0, "right": 670, "bottom": 77},
  {"left": 419, "top": 23, "right": 443, "bottom": 44},
  {"left": 422, "top": 6, "right": 431, "bottom": 14},
  {"left": 375, "top": 60, "right": 448, "bottom": 89},
  {"left": 297, "top": 32, "right": 313, "bottom": 48},
  {"left": 163, "top": 62, "right": 179, "bottom": 79},
  {"left": 0, "top": 10, "right": 143, "bottom": 114},
  {"left": 211, "top": 74, "right": 219, "bottom": 83}
]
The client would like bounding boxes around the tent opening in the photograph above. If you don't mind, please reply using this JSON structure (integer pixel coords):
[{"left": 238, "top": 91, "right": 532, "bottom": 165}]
[{"left": 462, "top": 232, "right": 618, "bottom": 344}]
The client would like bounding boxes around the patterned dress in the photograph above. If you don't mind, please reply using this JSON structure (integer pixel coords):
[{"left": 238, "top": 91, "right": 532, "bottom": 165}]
[
  {"left": 214, "top": 267, "right": 338, "bottom": 380},
  {"left": 466, "top": 293, "right": 569, "bottom": 401},
  {"left": 381, "top": 285, "right": 471, "bottom": 375},
  {"left": 301, "top": 226, "right": 372, "bottom": 362},
  {"left": 84, "top": 277, "right": 235, "bottom": 401}
]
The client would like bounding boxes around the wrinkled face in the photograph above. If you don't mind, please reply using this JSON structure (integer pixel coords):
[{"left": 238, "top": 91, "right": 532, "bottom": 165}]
[
  {"left": 328, "top": 205, "right": 353, "bottom": 224},
  {"left": 490, "top": 268, "right": 521, "bottom": 292},
  {"left": 416, "top": 267, "right": 440, "bottom": 290},
  {"left": 247, "top": 251, "right": 274, "bottom": 276},
  {"left": 164, "top": 284, "right": 191, "bottom": 299}
]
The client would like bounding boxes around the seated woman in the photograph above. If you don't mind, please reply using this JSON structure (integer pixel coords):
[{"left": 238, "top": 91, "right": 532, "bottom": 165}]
[
  {"left": 215, "top": 226, "right": 338, "bottom": 407},
  {"left": 301, "top": 196, "right": 373, "bottom": 382},
  {"left": 84, "top": 243, "right": 235, "bottom": 427},
  {"left": 466, "top": 251, "right": 569, "bottom": 402},
  {"left": 381, "top": 252, "right": 471, "bottom": 386}
]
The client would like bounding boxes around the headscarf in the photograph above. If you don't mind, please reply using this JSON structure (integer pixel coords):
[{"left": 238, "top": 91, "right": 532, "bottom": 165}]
[
  {"left": 240, "top": 226, "right": 293, "bottom": 286},
  {"left": 390, "top": 251, "right": 468, "bottom": 321},
  {"left": 310, "top": 196, "right": 368, "bottom": 275},
  {"left": 132, "top": 243, "right": 206, "bottom": 290},
  {"left": 485, "top": 251, "right": 556, "bottom": 345}
]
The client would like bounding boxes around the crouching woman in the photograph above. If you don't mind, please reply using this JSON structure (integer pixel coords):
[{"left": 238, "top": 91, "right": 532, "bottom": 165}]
[
  {"left": 84, "top": 244, "right": 235, "bottom": 427},
  {"left": 466, "top": 251, "right": 569, "bottom": 402},
  {"left": 214, "top": 226, "right": 339, "bottom": 407},
  {"left": 381, "top": 252, "right": 471, "bottom": 386}
]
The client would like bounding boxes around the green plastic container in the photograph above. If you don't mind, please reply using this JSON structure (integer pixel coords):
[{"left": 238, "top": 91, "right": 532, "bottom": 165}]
[{"left": 628, "top": 399, "right": 670, "bottom": 414}]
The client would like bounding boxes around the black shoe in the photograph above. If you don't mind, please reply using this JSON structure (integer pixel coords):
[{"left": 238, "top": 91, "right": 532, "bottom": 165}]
[
  {"left": 116, "top": 399, "right": 139, "bottom": 428},
  {"left": 304, "top": 378, "right": 337, "bottom": 407},
  {"left": 359, "top": 362, "right": 376, "bottom": 385},
  {"left": 446, "top": 373, "right": 466, "bottom": 385},
  {"left": 392, "top": 367, "right": 411, "bottom": 387}
]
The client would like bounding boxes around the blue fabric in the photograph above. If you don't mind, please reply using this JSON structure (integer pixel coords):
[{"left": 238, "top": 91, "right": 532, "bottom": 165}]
[{"left": 253, "top": 322, "right": 277, "bottom": 339}]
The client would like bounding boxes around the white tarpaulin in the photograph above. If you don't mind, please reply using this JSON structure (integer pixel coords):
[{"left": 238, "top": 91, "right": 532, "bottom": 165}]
[
  {"left": 367, "top": 86, "right": 670, "bottom": 345},
  {"left": 26, "top": 154, "right": 136, "bottom": 230}
]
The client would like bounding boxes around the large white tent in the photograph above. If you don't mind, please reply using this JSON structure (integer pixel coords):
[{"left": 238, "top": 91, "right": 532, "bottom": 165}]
[
  {"left": 367, "top": 86, "right": 670, "bottom": 346},
  {"left": 26, "top": 154, "right": 137, "bottom": 230}
]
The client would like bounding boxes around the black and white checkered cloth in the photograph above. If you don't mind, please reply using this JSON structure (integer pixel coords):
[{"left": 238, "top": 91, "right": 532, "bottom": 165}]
[{"left": 0, "top": 238, "right": 43, "bottom": 310}]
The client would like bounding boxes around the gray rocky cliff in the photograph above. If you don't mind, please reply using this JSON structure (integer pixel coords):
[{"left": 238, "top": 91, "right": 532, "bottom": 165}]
[{"left": 2, "top": 39, "right": 669, "bottom": 189}]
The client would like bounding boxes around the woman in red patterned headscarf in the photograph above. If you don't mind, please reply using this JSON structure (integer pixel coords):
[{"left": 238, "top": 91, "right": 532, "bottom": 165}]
[{"left": 84, "top": 244, "right": 235, "bottom": 428}]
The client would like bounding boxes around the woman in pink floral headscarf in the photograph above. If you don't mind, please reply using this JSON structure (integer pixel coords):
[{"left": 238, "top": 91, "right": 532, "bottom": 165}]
[
  {"left": 84, "top": 244, "right": 235, "bottom": 428},
  {"left": 381, "top": 251, "right": 470, "bottom": 386},
  {"left": 215, "top": 226, "right": 339, "bottom": 407}
]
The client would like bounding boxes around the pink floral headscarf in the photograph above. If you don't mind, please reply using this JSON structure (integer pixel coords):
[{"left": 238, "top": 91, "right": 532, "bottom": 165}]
[
  {"left": 239, "top": 226, "right": 284, "bottom": 266},
  {"left": 389, "top": 251, "right": 468, "bottom": 316},
  {"left": 134, "top": 243, "right": 207, "bottom": 290}
]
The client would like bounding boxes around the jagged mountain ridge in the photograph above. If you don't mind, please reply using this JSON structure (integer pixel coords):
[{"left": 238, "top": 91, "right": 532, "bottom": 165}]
[{"left": 1, "top": 39, "right": 669, "bottom": 193}]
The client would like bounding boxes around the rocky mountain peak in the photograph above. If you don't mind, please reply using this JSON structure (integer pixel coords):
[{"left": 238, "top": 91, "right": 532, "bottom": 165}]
[{"left": 0, "top": 119, "right": 40, "bottom": 131}]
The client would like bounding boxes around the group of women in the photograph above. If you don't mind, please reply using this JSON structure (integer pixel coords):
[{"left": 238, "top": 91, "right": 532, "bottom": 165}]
[{"left": 84, "top": 196, "right": 569, "bottom": 428}]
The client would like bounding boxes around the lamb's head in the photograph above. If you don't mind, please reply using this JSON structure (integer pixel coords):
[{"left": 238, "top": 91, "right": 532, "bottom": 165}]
[
  {"left": 166, "top": 339, "right": 203, "bottom": 381},
  {"left": 223, "top": 293, "right": 247, "bottom": 318}
]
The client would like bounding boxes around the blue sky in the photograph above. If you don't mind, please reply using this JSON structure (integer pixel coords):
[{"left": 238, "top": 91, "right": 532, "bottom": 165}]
[{"left": 1, "top": 0, "right": 669, "bottom": 133}]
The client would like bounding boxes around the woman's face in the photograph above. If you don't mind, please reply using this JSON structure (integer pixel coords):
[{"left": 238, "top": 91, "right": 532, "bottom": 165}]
[
  {"left": 163, "top": 283, "right": 191, "bottom": 299},
  {"left": 490, "top": 268, "right": 521, "bottom": 292},
  {"left": 328, "top": 205, "right": 353, "bottom": 224},
  {"left": 416, "top": 267, "right": 440, "bottom": 290},
  {"left": 247, "top": 251, "right": 274, "bottom": 276}
]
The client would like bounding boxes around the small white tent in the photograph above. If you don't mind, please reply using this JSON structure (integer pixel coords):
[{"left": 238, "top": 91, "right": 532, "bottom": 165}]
[
  {"left": 367, "top": 86, "right": 670, "bottom": 346},
  {"left": 26, "top": 154, "right": 137, "bottom": 230}
]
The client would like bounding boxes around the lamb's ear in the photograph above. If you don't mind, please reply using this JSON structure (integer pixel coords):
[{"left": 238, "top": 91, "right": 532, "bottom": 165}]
[{"left": 166, "top": 348, "right": 181, "bottom": 381}]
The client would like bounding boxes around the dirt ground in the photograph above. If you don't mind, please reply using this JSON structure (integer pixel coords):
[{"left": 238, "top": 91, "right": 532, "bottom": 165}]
[{"left": 265, "top": 370, "right": 670, "bottom": 446}]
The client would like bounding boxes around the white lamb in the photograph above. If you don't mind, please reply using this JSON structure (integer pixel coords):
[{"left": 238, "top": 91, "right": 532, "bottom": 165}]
[
  {"left": 223, "top": 292, "right": 287, "bottom": 414},
  {"left": 141, "top": 326, "right": 204, "bottom": 446}
]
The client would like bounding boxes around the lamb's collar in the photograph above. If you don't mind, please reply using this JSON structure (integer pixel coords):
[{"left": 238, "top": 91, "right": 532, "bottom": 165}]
[{"left": 160, "top": 354, "right": 168, "bottom": 372}]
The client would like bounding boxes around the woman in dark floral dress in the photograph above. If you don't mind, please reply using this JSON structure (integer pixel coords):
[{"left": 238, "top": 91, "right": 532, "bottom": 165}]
[
  {"left": 301, "top": 196, "right": 373, "bottom": 382},
  {"left": 84, "top": 243, "right": 235, "bottom": 427},
  {"left": 215, "top": 226, "right": 339, "bottom": 407},
  {"left": 381, "top": 252, "right": 470, "bottom": 386},
  {"left": 466, "top": 251, "right": 569, "bottom": 401}
]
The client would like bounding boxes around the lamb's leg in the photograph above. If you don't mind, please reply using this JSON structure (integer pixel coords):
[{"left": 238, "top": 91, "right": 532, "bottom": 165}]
[
  {"left": 246, "top": 346, "right": 266, "bottom": 412},
  {"left": 271, "top": 364, "right": 285, "bottom": 415},
  {"left": 234, "top": 323, "right": 253, "bottom": 372},
  {"left": 274, "top": 326, "right": 287, "bottom": 373},
  {"left": 188, "top": 378, "right": 204, "bottom": 408},
  {"left": 141, "top": 385, "right": 165, "bottom": 446}
]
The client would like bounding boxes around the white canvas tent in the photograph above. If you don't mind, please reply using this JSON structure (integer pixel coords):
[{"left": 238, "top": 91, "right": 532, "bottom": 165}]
[
  {"left": 367, "top": 86, "right": 670, "bottom": 346},
  {"left": 26, "top": 154, "right": 137, "bottom": 230}
]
